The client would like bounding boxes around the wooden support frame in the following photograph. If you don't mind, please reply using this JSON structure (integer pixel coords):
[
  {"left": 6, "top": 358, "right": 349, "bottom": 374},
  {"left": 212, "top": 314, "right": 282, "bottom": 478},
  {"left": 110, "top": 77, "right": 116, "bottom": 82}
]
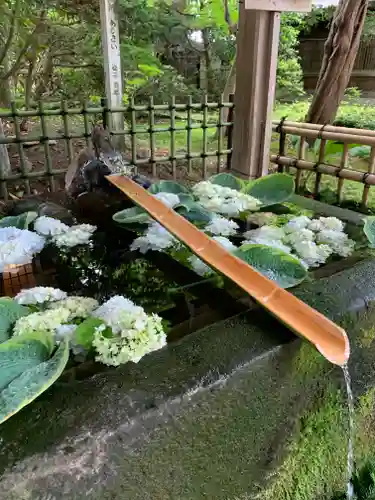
[{"left": 231, "top": 0, "right": 312, "bottom": 179}]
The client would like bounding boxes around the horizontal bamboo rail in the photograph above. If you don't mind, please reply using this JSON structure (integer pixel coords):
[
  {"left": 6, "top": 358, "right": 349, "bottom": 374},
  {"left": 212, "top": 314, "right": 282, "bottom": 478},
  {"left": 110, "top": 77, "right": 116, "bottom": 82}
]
[
  {"left": 272, "top": 123, "right": 375, "bottom": 146},
  {"left": 269, "top": 155, "right": 375, "bottom": 185},
  {"left": 108, "top": 174, "right": 350, "bottom": 367},
  {"left": 272, "top": 120, "right": 375, "bottom": 140}
]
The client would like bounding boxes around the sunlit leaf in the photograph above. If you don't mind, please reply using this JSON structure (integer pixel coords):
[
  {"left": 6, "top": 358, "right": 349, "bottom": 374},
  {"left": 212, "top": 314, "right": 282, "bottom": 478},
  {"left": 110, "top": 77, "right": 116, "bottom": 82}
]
[
  {"left": 363, "top": 216, "right": 375, "bottom": 247},
  {"left": 0, "top": 212, "right": 38, "bottom": 229},
  {"left": 113, "top": 206, "right": 150, "bottom": 225},
  {"left": 148, "top": 181, "right": 190, "bottom": 195},
  {"left": 0, "top": 298, "right": 30, "bottom": 344},
  {"left": 209, "top": 173, "right": 243, "bottom": 190},
  {"left": 234, "top": 244, "right": 307, "bottom": 288},
  {"left": 244, "top": 173, "right": 295, "bottom": 206},
  {"left": 0, "top": 339, "right": 69, "bottom": 425}
]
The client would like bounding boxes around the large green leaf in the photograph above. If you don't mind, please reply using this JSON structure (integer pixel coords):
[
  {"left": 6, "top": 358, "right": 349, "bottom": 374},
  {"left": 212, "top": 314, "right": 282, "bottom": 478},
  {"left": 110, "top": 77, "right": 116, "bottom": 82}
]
[
  {"left": 349, "top": 145, "right": 371, "bottom": 159},
  {"left": 0, "top": 211, "right": 38, "bottom": 229},
  {"left": 209, "top": 173, "right": 243, "bottom": 191},
  {"left": 363, "top": 216, "right": 375, "bottom": 247},
  {"left": 0, "top": 338, "right": 49, "bottom": 391},
  {"left": 234, "top": 244, "right": 307, "bottom": 288},
  {"left": 0, "top": 298, "right": 30, "bottom": 343},
  {"left": 175, "top": 203, "right": 213, "bottom": 223},
  {"left": 244, "top": 173, "right": 295, "bottom": 207},
  {"left": 148, "top": 180, "right": 190, "bottom": 195},
  {"left": 112, "top": 206, "right": 150, "bottom": 225},
  {"left": 74, "top": 317, "right": 105, "bottom": 349},
  {"left": 0, "top": 338, "right": 69, "bottom": 424}
]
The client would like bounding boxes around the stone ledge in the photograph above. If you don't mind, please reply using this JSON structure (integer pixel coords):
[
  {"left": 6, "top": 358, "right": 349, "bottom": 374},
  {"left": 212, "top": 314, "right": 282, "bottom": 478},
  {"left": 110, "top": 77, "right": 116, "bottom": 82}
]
[{"left": 1, "top": 259, "right": 375, "bottom": 499}]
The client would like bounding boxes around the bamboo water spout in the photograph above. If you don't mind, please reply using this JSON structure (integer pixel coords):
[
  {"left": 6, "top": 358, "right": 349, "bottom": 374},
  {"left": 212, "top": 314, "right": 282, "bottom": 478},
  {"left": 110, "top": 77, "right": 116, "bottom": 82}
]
[{"left": 107, "top": 175, "right": 350, "bottom": 366}]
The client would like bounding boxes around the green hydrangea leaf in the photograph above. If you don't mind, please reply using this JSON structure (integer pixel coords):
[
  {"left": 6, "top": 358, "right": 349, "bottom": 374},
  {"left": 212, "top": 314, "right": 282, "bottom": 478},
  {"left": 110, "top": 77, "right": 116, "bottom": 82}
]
[
  {"left": 175, "top": 203, "right": 213, "bottom": 223},
  {"left": 0, "top": 338, "right": 69, "bottom": 425},
  {"left": 363, "top": 216, "right": 375, "bottom": 247},
  {"left": 112, "top": 206, "right": 150, "bottom": 225},
  {"left": 148, "top": 180, "right": 190, "bottom": 195},
  {"left": 74, "top": 317, "right": 105, "bottom": 349},
  {"left": 0, "top": 337, "right": 50, "bottom": 391},
  {"left": 244, "top": 173, "right": 295, "bottom": 207},
  {"left": 0, "top": 211, "right": 38, "bottom": 229},
  {"left": 0, "top": 298, "right": 30, "bottom": 343},
  {"left": 234, "top": 244, "right": 307, "bottom": 288},
  {"left": 209, "top": 173, "right": 243, "bottom": 191}
]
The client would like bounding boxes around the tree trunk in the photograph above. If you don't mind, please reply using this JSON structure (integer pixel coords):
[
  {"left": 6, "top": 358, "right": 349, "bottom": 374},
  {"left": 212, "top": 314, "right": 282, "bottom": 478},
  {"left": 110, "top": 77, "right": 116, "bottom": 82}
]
[
  {"left": 213, "top": 57, "right": 236, "bottom": 141},
  {"left": 0, "top": 119, "right": 11, "bottom": 178},
  {"left": 306, "top": 0, "right": 368, "bottom": 125},
  {"left": 0, "top": 56, "right": 13, "bottom": 107},
  {"left": 201, "top": 28, "right": 214, "bottom": 96}
]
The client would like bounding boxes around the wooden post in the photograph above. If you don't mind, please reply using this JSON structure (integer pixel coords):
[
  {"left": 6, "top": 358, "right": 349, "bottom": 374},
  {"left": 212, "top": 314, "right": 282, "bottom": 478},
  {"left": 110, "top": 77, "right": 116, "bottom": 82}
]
[
  {"left": 231, "top": 0, "right": 311, "bottom": 179},
  {"left": 99, "top": 0, "right": 124, "bottom": 148}
]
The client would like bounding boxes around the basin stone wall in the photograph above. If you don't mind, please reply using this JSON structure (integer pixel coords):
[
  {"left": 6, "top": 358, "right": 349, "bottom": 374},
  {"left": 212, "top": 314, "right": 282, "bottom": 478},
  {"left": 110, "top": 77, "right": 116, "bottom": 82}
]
[{"left": 1, "top": 260, "right": 375, "bottom": 499}]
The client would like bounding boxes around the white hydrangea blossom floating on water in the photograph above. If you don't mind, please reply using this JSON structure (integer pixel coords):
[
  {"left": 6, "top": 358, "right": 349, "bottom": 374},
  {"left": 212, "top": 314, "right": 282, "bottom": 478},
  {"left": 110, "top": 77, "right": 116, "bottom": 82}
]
[
  {"left": 242, "top": 215, "right": 355, "bottom": 269},
  {"left": 0, "top": 227, "right": 45, "bottom": 272},
  {"left": 204, "top": 215, "right": 239, "bottom": 236},
  {"left": 188, "top": 235, "right": 237, "bottom": 276},
  {"left": 34, "top": 216, "right": 69, "bottom": 236},
  {"left": 130, "top": 221, "right": 180, "bottom": 254},
  {"left": 52, "top": 224, "right": 96, "bottom": 249},
  {"left": 192, "top": 181, "right": 262, "bottom": 216},
  {"left": 153, "top": 192, "right": 180, "bottom": 209},
  {"left": 92, "top": 295, "right": 166, "bottom": 366},
  {"left": 33, "top": 216, "right": 96, "bottom": 249},
  {"left": 15, "top": 286, "right": 67, "bottom": 305}
]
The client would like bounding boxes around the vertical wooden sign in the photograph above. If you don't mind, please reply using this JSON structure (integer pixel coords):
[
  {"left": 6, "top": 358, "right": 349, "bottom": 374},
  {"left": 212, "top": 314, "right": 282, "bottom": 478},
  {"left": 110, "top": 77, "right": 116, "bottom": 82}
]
[{"left": 99, "top": 0, "right": 124, "bottom": 146}]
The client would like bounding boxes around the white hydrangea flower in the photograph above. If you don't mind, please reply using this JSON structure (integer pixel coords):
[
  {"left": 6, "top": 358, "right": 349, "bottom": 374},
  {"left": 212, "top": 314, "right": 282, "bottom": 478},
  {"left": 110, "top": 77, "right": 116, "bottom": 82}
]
[
  {"left": 15, "top": 286, "right": 67, "bottom": 305},
  {"left": 319, "top": 216, "right": 345, "bottom": 232},
  {"left": 204, "top": 215, "right": 239, "bottom": 236},
  {"left": 13, "top": 307, "right": 71, "bottom": 336},
  {"left": 212, "top": 235, "right": 237, "bottom": 252},
  {"left": 284, "top": 216, "right": 311, "bottom": 233},
  {"left": 130, "top": 221, "right": 179, "bottom": 254},
  {"left": 188, "top": 235, "right": 237, "bottom": 276},
  {"left": 48, "top": 296, "right": 98, "bottom": 320},
  {"left": 55, "top": 323, "right": 77, "bottom": 341},
  {"left": 316, "top": 229, "right": 355, "bottom": 256},
  {"left": 285, "top": 228, "right": 315, "bottom": 246},
  {"left": 52, "top": 224, "right": 96, "bottom": 248},
  {"left": 192, "top": 181, "right": 261, "bottom": 216},
  {"left": 307, "top": 219, "right": 324, "bottom": 232},
  {"left": 34, "top": 216, "right": 69, "bottom": 237},
  {"left": 92, "top": 295, "right": 166, "bottom": 366},
  {"left": 293, "top": 240, "right": 332, "bottom": 268},
  {"left": 244, "top": 225, "right": 285, "bottom": 242},
  {"left": 0, "top": 227, "right": 45, "bottom": 271},
  {"left": 246, "top": 212, "right": 276, "bottom": 227},
  {"left": 153, "top": 192, "right": 180, "bottom": 209}
]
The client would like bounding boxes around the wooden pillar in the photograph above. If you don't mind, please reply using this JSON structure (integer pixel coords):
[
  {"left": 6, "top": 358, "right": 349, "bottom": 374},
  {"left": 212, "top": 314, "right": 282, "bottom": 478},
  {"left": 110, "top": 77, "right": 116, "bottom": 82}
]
[
  {"left": 231, "top": 0, "right": 311, "bottom": 179},
  {"left": 99, "top": 0, "right": 124, "bottom": 148}
]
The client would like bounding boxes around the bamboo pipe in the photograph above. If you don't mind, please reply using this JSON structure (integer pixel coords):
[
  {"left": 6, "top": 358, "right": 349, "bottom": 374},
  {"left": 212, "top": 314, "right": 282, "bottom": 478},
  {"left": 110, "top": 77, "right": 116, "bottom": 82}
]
[
  {"left": 272, "top": 120, "right": 375, "bottom": 140},
  {"left": 107, "top": 175, "right": 350, "bottom": 366},
  {"left": 269, "top": 155, "right": 375, "bottom": 185}
]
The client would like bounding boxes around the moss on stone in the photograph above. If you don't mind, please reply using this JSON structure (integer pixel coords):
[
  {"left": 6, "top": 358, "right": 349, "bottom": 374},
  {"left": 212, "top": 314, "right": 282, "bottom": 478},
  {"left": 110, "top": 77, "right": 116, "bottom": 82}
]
[{"left": 258, "top": 385, "right": 375, "bottom": 500}]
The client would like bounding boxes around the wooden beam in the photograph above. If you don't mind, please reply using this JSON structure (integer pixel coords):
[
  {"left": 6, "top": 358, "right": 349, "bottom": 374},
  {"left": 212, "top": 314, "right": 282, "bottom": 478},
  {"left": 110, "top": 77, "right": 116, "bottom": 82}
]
[
  {"left": 99, "top": 0, "right": 124, "bottom": 148},
  {"left": 231, "top": 4, "right": 280, "bottom": 179},
  {"left": 245, "top": 0, "right": 311, "bottom": 11}
]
